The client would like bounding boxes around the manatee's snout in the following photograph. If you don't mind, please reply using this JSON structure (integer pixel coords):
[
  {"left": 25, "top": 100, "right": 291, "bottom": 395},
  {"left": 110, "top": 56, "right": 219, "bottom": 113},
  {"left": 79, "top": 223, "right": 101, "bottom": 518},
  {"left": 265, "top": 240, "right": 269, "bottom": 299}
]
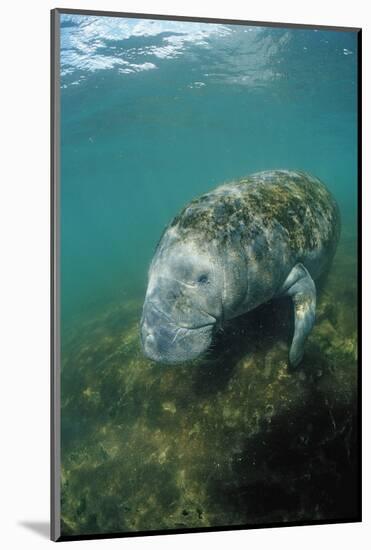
[
  {"left": 141, "top": 303, "right": 178, "bottom": 361},
  {"left": 140, "top": 301, "right": 214, "bottom": 364}
]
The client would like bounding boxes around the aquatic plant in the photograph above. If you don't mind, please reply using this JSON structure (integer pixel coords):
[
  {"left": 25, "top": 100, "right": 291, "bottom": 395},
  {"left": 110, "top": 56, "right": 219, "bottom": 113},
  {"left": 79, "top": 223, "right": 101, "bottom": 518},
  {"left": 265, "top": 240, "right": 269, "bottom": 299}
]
[{"left": 60, "top": 235, "right": 358, "bottom": 536}]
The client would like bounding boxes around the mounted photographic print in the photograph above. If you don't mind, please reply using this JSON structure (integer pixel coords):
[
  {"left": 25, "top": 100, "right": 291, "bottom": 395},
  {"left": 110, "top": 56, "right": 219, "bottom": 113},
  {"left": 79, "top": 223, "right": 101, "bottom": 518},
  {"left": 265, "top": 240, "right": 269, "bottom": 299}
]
[{"left": 51, "top": 8, "right": 361, "bottom": 542}]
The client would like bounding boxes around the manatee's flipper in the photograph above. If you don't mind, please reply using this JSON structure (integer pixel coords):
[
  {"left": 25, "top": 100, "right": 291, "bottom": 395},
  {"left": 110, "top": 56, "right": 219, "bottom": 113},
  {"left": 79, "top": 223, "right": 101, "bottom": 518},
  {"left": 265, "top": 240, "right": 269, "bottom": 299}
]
[{"left": 281, "top": 263, "right": 316, "bottom": 367}]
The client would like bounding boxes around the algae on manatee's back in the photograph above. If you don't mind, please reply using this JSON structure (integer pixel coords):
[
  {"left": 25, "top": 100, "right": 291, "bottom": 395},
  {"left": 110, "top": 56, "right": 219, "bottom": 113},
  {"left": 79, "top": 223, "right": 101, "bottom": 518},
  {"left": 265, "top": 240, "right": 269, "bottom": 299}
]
[{"left": 60, "top": 235, "right": 358, "bottom": 536}]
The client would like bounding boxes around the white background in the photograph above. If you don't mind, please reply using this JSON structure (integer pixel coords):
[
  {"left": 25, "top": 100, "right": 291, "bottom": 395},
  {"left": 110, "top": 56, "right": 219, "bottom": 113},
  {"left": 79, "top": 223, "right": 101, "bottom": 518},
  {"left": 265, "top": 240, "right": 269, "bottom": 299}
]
[{"left": 0, "top": 0, "right": 368, "bottom": 547}]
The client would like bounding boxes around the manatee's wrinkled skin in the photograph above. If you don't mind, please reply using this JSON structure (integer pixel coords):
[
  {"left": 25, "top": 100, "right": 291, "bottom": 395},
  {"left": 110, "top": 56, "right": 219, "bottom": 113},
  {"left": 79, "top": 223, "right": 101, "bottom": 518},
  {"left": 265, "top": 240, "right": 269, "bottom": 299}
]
[{"left": 141, "top": 170, "right": 340, "bottom": 366}]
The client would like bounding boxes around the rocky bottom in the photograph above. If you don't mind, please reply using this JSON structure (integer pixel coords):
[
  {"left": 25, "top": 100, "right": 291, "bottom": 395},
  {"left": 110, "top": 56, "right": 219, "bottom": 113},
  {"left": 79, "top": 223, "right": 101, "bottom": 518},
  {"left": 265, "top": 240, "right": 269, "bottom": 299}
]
[{"left": 60, "top": 235, "right": 359, "bottom": 536}]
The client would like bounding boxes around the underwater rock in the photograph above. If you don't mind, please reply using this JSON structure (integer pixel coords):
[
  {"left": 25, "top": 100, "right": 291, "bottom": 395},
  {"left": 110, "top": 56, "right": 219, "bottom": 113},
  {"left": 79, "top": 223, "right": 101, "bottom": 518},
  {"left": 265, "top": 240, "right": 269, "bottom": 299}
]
[{"left": 60, "top": 236, "right": 358, "bottom": 536}]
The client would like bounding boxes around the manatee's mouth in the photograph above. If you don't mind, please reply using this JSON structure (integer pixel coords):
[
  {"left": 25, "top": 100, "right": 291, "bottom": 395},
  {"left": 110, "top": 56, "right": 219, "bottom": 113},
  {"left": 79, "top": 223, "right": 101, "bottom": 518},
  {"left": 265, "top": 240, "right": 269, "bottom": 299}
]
[{"left": 140, "top": 302, "right": 215, "bottom": 364}]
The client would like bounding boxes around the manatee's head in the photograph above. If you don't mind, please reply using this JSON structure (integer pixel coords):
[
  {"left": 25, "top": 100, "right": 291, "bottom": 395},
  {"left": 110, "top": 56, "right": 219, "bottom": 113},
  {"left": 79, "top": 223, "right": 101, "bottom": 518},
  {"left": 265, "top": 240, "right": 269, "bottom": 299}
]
[{"left": 141, "top": 230, "right": 223, "bottom": 364}]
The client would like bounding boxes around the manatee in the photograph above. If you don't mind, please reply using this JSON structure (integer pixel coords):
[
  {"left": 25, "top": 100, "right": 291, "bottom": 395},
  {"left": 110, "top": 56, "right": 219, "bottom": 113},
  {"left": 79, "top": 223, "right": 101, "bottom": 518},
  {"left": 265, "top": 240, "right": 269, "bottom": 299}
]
[{"left": 140, "top": 170, "right": 340, "bottom": 366}]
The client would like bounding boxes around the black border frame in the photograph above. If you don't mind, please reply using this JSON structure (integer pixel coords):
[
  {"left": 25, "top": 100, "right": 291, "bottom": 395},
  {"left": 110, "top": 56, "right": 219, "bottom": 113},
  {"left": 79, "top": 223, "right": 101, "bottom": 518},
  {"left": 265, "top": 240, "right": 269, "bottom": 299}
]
[{"left": 51, "top": 7, "right": 362, "bottom": 543}]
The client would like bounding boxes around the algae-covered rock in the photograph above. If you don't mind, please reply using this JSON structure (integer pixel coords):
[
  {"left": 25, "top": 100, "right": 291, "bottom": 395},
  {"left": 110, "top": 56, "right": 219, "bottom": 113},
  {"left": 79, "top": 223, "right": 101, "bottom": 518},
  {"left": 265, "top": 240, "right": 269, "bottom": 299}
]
[{"left": 60, "top": 235, "right": 358, "bottom": 536}]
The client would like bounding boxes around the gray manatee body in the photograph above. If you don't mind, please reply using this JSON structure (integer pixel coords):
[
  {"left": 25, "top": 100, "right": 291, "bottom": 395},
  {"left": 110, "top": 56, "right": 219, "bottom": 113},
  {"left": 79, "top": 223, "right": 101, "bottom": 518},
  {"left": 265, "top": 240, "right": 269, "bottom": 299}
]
[{"left": 141, "top": 170, "right": 340, "bottom": 366}]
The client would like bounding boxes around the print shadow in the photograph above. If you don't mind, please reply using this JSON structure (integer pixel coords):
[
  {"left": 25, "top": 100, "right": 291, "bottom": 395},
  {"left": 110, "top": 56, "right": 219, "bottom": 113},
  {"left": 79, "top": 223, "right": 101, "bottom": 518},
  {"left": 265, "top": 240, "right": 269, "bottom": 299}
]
[{"left": 18, "top": 521, "right": 49, "bottom": 539}]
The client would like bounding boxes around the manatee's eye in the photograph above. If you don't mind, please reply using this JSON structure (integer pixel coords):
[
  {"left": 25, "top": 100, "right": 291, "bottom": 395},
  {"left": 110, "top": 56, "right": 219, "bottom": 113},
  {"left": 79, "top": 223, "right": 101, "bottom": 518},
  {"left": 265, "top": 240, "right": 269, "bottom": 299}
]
[
  {"left": 197, "top": 274, "right": 209, "bottom": 285},
  {"left": 168, "top": 289, "right": 178, "bottom": 301}
]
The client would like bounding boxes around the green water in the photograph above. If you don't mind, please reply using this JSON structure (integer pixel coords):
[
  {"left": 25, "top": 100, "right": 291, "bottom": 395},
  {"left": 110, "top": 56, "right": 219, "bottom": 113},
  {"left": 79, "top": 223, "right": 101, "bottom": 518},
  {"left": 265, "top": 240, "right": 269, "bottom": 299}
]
[{"left": 59, "top": 15, "right": 359, "bottom": 537}]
